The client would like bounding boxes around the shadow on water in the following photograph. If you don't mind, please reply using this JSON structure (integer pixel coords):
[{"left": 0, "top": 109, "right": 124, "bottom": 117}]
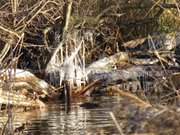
[{"left": 0, "top": 96, "right": 121, "bottom": 135}]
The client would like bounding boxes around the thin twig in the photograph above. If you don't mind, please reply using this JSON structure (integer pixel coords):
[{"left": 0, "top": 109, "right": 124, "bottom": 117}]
[
  {"left": 0, "top": 25, "right": 20, "bottom": 38},
  {"left": 46, "top": 0, "right": 73, "bottom": 70}
]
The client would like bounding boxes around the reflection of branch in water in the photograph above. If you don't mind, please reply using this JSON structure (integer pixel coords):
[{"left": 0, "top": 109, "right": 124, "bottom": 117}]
[
  {"left": 14, "top": 123, "right": 25, "bottom": 134},
  {"left": 110, "top": 112, "right": 124, "bottom": 135},
  {"left": 1, "top": 116, "right": 11, "bottom": 135}
]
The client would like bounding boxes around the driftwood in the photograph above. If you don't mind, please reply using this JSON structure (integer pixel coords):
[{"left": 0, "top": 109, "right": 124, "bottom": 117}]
[
  {"left": 85, "top": 51, "right": 144, "bottom": 87},
  {"left": 108, "top": 86, "right": 152, "bottom": 108},
  {"left": 74, "top": 79, "right": 102, "bottom": 96},
  {"left": 86, "top": 52, "right": 129, "bottom": 75},
  {"left": 0, "top": 69, "right": 57, "bottom": 95},
  {"left": 0, "top": 69, "right": 58, "bottom": 108},
  {"left": 83, "top": 51, "right": 180, "bottom": 95}
]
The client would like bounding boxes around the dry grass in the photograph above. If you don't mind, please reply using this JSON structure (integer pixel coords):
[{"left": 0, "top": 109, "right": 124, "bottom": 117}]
[{"left": 0, "top": 0, "right": 179, "bottom": 70}]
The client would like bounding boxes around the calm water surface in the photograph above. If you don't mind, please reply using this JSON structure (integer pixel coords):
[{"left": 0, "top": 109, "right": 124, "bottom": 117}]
[{"left": 3, "top": 96, "right": 122, "bottom": 135}]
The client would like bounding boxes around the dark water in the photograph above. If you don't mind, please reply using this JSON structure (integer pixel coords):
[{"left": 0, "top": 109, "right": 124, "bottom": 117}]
[{"left": 1, "top": 96, "right": 122, "bottom": 135}]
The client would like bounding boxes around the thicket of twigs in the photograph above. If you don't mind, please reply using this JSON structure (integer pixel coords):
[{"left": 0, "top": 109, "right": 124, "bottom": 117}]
[
  {"left": 0, "top": 0, "right": 180, "bottom": 103},
  {"left": 0, "top": 0, "right": 179, "bottom": 70}
]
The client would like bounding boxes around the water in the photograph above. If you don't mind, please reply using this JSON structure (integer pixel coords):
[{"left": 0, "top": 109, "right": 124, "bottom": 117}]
[{"left": 0, "top": 96, "right": 121, "bottom": 135}]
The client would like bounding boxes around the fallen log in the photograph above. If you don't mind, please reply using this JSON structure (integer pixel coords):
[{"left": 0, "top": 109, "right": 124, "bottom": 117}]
[
  {"left": 108, "top": 86, "right": 152, "bottom": 108},
  {"left": 86, "top": 51, "right": 129, "bottom": 75},
  {"left": 0, "top": 69, "right": 59, "bottom": 109},
  {"left": 74, "top": 79, "right": 102, "bottom": 96}
]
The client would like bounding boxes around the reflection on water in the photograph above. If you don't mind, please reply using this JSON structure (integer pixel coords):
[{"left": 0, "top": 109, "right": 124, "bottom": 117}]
[{"left": 0, "top": 96, "right": 121, "bottom": 135}]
